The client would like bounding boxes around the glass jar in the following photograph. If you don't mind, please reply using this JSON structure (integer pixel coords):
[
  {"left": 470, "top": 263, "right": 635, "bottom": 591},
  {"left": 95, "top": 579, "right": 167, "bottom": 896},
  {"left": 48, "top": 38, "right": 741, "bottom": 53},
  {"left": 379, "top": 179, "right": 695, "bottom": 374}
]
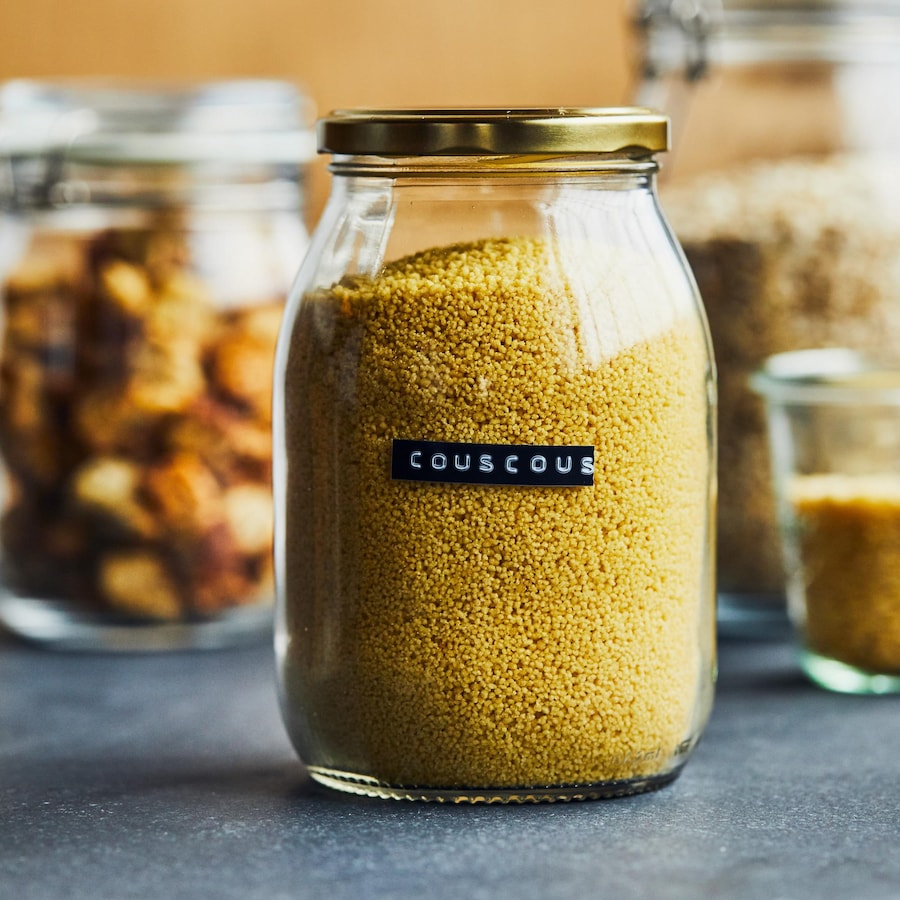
[
  {"left": 635, "top": 0, "right": 900, "bottom": 635},
  {"left": 274, "top": 108, "right": 716, "bottom": 802},
  {"left": 0, "top": 79, "right": 314, "bottom": 650},
  {"left": 752, "top": 348, "right": 900, "bottom": 693}
]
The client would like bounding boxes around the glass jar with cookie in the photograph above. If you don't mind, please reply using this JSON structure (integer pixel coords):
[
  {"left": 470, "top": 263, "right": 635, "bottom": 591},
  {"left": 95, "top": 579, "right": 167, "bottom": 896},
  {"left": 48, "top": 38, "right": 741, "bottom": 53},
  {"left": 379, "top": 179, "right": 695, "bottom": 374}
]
[{"left": 0, "top": 79, "right": 314, "bottom": 649}]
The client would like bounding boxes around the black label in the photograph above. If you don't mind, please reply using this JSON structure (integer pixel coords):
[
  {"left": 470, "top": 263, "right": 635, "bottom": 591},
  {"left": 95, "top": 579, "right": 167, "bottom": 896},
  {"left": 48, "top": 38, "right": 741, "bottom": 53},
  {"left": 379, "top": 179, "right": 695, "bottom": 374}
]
[{"left": 391, "top": 440, "right": 594, "bottom": 487}]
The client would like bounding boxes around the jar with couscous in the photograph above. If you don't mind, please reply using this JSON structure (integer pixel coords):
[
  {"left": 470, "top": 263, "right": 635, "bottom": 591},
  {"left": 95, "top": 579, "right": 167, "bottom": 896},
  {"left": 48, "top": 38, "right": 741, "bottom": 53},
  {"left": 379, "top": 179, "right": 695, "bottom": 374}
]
[{"left": 274, "top": 108, "right": 717, "bottom": 802}]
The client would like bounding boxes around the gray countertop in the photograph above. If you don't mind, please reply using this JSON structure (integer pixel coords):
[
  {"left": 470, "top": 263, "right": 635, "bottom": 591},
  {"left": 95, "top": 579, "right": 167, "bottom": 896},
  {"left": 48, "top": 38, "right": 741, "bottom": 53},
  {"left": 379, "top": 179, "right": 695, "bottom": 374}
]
[{"left": 2, "top": 630, "right": 899, "bottom": 900}]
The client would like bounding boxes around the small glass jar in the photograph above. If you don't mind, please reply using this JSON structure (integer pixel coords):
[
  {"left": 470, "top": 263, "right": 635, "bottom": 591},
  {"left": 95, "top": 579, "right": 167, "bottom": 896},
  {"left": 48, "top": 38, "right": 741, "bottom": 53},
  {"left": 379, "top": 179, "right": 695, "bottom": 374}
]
[
  {"left": 635, "top": 0, "right": 900, "bottom": 635},
  {"left": 0, "top": 79, "right": 314, "bottom": 650},
  {"left": 753, "top": 349, "right": 900, "bottom": 694},
  {"left": 274, "top": 108, "right": 716, "bottom": 802}
]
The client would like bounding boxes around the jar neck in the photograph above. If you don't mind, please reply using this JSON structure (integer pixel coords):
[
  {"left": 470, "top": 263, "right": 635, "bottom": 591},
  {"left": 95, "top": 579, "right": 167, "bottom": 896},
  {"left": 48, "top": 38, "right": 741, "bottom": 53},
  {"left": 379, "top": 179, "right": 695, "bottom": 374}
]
[
  {"left": 1, "top": 156, "right": 305, "bottom": 213},
  {"left": 637, "top": 0, "right": 900, "bottom": 82},
  {"left": 327, "top": 154, "right": 660, "bottom": 182}
]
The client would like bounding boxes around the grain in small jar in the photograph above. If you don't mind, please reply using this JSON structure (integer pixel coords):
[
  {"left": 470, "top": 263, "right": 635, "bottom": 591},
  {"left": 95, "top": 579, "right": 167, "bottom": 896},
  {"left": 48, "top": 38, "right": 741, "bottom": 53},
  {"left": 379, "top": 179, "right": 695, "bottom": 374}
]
[
  {"left": 753, "top": 349, "right": 900, "bottom": 694},
  {"left": 274, "top": 109, "right": 717, "bottom": 802},
  {"left": 790, "top": 474, "right": 900, "bottom": 676}
]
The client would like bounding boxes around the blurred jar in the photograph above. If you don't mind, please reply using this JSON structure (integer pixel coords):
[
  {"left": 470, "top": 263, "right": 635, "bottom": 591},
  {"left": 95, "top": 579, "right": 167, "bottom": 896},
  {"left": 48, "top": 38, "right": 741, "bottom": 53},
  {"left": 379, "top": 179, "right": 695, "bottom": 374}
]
[
  {"left": 635, "top": 0, "right": 900, "bottom": 634},
  {"left": 753, "top": 348, "right": 900, "bottom": 694},
  {"left": 0, "top": 79, "right": 314, "bottom": 650}
]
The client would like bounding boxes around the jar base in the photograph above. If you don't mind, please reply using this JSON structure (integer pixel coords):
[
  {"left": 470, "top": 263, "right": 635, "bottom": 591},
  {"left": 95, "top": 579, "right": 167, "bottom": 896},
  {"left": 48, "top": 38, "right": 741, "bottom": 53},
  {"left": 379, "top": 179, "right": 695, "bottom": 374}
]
[
  {"left": 0, "top": 592, "right": 273, "bottom": 652},
  {"left": 801, "top": 648, "right": 900, "bottom": 694},
  {"left": 306, "top": 764, "right": 685, "bottom": 803}
]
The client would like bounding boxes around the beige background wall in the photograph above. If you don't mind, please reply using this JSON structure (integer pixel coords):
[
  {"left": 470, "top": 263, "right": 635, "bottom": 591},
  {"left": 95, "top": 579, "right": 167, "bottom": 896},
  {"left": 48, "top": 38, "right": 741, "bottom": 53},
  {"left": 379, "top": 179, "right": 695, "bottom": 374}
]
[
  {"left": 0, "top": 0, "right": 637, "bottom": 215},
  {"left": 0, "top": 0, "right": 634, "bottom": 105}
]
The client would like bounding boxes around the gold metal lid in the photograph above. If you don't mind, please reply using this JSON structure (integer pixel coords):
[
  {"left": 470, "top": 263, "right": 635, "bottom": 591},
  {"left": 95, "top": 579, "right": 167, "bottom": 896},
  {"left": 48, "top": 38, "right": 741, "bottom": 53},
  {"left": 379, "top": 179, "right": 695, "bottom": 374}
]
[{"left": 317, "top": 108, "right": 670, "bottom": 157}]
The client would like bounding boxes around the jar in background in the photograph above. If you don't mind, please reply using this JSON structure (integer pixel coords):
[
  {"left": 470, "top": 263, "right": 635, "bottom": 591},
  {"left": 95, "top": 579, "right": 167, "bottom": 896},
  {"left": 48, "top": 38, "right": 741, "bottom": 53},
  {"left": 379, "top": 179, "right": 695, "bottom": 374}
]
[
  {"left": 274, "top": 109, "right": 716, "bottom": 802},
  {"left": 753, "top": 349, "right": 900, "bottom": 694},
  {"left": 635, "top": 0, "right": 900, "bottom": 635},
  {"left": 0, "top": 80, "right": 314, "bottom": 650}
]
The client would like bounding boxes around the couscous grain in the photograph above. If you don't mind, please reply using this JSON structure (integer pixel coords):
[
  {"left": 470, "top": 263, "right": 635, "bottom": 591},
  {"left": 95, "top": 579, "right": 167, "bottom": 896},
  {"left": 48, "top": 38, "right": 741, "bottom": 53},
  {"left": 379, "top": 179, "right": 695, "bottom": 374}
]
[
  {"left": 280, "top": 236, "right": 713, "bottom": 791},
  {"left": 790, "top": 473, "right": 900, "bottom": 673}
]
